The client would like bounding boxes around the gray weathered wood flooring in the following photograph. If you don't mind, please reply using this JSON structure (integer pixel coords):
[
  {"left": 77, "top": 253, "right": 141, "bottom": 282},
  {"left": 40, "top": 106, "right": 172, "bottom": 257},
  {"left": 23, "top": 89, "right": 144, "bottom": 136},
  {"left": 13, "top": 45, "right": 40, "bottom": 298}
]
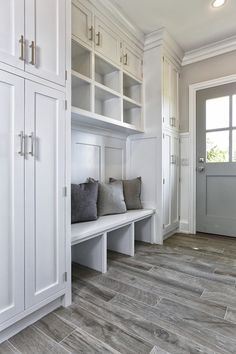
[{"left": 1, "top": 233, "right": 236, "bottom": 353}]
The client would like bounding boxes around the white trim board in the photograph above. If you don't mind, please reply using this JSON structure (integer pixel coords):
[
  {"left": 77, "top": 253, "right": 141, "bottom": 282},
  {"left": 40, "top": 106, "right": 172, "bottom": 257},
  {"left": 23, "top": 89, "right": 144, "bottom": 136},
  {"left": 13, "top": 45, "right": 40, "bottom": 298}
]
[
  {"left": 188, "top": 74, "right": 236, "bottom": 234},
  {"left": 182, "top": 35, "right": 236, "bottom": 66}
]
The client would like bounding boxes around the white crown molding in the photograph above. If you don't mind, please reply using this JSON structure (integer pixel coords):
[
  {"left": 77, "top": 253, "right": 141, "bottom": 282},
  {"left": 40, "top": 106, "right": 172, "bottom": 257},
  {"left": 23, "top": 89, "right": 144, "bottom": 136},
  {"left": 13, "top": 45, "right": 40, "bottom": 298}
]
[
  {"left": 182, "top": 35, "right": 236, "bottom": 66},
  {"left": 144, "top": 28, "right": 184, "bottom": 66},
  {"left": 89, "top": 0, "right": 145, "bottom": 48}
]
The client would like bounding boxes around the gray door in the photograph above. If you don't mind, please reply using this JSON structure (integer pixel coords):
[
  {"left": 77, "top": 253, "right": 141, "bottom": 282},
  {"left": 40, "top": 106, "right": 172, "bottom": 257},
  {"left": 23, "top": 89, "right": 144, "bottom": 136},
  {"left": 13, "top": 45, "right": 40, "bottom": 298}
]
[{"left": 196, "top": 83, "right": 236, "bottom": 237}]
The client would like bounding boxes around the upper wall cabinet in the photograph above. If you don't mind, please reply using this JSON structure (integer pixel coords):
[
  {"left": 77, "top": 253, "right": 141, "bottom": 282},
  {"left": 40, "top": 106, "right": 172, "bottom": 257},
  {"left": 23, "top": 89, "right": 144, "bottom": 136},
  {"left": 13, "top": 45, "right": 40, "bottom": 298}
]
[
  {"left": 122, "top": 42, "right": 143, "bottom": 81},
  {"left": 0, "top": 0, "right": 66, "bottom": 86},
  {"left": 72, "top": 0, "right": 93, "bottom": 48},
  {"left": 163, "top": 56, "right": 179, "bottom": 131},
  {"left": 94, "top": 16, "right": 121, "bottom": 66},
  {"left": 0, "top": 0, "right": 25, "bottom": 70},
  {"left": 25, "top": 0, "right": 66, "bottom": 86}
]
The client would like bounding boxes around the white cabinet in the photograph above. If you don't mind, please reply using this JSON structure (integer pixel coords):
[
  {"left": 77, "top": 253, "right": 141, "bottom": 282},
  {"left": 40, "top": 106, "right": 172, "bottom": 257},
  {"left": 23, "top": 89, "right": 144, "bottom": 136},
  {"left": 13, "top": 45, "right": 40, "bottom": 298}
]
[
  {"left": 72, "top": 0, "right": 93, "bottom": 48},
  {"left": 0, "top": 74, "right": 66, "bottom": 325},
  {"left": 94, "top": 16, "right": 121, "bottom": 66},
  {"left": 0, "top": 0, "right": 25, "bottom": 69},
  {"left": 25, "top": 0, "right": 66, "bottom": 85},
  {"left": 0, "top": 70, "right": 25, "bottom": 324},
  {"left": 123, "top": 42, "right": 143, "bottom": 80},
  {"left": 25, "top": 82, "right": 66, "bottom": 308},
  {"left": 163, "top": 56, "right": 179, "bottom": 131},
  {"left": 0, "top": 0, "right": 66, "bottom": 86},
  {"left": 163, "top": 131, "right": 179, "bottom": 234}
]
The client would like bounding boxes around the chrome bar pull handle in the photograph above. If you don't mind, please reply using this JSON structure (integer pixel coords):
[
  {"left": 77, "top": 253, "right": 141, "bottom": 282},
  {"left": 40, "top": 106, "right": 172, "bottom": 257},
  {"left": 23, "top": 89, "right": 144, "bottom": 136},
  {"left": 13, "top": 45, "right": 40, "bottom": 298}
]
[
  {"left": 29, "top": 41, "right": 36, "bottom": 65},
  {"left": 88, "top": 26, "right": 94, "bottom": 41},
  {"left": 19, "top": 35, "right": 25, "bottom": 61},
  {"left": 28, "top": 132, "right": 34, "bottom": 157},
  {"left": 96, "top": 32, "right": 101, "bottom": 46},
  {"left": 124, "top": 53, "right": 128, "bottom": 65},
  {"left": 18, "top": 131, "right": 24, "bottom": 156}
]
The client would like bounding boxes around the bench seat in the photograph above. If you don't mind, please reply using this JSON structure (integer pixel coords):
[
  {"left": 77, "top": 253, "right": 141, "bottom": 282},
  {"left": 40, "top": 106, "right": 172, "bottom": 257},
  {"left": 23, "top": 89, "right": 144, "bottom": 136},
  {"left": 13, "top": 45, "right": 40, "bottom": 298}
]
[{"left": 71, "top": 209, "right": 155, "bottom": 273}]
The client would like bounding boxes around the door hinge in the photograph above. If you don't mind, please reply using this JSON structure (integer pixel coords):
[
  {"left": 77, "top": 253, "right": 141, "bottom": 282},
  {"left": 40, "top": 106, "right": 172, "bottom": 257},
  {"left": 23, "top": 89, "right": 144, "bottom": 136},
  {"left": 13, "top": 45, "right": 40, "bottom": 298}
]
[
  {"left": 163, "top": 178, "right": 165, "bottom": 184},
  {"left": 163, "top": 117, "right": 165, "bottom": 123},
  {"left": 64, "top": 272, "right": 68, "bottom": 282},
  {"left": 163, "top": 224, "right": 165, "bottom": 229},
  {"left": 162, "top": 56, "right": 165, "bottom": 62},
  {"left": 163, "top": 133, "right": 165, "bottom": 139},
  {"left": 65, "top": 70, "right": 68, "bottom": 81},
  {"left": 63, "top": 186, "right": 68, "bottom": 197},
  {"left": 65, "top": 100, "right": 68, "bottom": 110},
  {"left": 178, "top": 216, "right": 181, "bottom": 221}
]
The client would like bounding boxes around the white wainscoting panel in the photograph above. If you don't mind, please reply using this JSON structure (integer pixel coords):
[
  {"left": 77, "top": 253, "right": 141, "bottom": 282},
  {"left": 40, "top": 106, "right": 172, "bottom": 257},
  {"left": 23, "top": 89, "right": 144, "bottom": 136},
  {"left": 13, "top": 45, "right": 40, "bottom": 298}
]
[
  {"left": 179, "top": 132, "right": 191, "bottom": 233},
  {"left": 71, "top": 127, "right": 126, "bottom": 184}
]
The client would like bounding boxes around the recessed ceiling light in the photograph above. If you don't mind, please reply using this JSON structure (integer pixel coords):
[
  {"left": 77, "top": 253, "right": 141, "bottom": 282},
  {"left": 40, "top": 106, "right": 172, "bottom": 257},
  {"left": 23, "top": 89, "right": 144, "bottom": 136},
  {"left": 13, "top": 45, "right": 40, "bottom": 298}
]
[{"left": 212, "top": 0, "right": 226, "bottom": 8}]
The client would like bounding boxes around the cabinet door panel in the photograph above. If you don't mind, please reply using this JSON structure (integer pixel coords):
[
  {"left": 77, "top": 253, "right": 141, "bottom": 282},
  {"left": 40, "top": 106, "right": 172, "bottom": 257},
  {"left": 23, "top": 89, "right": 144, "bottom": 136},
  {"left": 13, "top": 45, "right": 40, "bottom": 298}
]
[
  {"left": 95, "top": 17, "right": 121, "bottom": 66},
  {"left": 25, "top": 0, "right": 66, "bottom": 85},
  {"left": 0, "top": 71, "right": 24, "bottom": 325},
  {"left": 163, "top": 57, "right": 171, "bottom": 129},
  {"left": 171, "top": 135, "right": 179, "bottom": 225},
  {"left": 163, "top": 132, "right": 171, "bottom": 230},
  {"left": 170, "top": 66, "right": 179, "bottom": 131},
  {"left": 25, "top": 81, "right": 66, "bottom": 308},
  {"left": 72, "top": 0, "right": 93, "bottom": 47},
  {"left": 123, "top": 42, "right": 142, "bottom": 80},
  {"left": 0, "top": 0, "right": 24, "bottom": 69}
]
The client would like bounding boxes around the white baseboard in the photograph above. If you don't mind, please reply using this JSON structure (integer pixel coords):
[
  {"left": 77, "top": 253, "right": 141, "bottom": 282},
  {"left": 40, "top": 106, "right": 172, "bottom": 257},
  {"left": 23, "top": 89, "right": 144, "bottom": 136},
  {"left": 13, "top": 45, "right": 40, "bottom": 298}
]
[{"left": 179, "top": 221, "right": 190, "bottom": 234}]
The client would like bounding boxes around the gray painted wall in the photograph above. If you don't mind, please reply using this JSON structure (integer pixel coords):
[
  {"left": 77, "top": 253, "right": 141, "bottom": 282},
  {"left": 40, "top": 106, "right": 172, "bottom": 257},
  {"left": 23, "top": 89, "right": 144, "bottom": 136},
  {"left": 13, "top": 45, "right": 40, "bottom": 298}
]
[{"left": 180, "top": 50, "right": 236, "bottom": 132}]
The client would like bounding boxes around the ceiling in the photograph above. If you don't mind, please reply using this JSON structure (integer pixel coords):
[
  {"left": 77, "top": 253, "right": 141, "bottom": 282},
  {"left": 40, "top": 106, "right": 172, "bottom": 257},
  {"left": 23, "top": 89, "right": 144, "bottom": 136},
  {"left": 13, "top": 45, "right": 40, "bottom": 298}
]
[{"left": 110, "top": 0, "right": 236, "bottom": 52}]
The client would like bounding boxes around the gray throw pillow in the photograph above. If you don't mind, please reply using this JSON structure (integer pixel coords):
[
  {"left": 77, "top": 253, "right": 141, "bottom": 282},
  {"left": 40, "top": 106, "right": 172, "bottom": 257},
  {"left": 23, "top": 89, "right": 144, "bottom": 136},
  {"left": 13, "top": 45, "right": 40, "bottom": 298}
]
[
  {"left": 71, "top": 182, "right": 98, "bottom": 223},
  {"left": 98, "top": 181, "right": 127, "bottom": 216},
  {"left": 110, "top": 177, "right": 143, "bottom": 210}
]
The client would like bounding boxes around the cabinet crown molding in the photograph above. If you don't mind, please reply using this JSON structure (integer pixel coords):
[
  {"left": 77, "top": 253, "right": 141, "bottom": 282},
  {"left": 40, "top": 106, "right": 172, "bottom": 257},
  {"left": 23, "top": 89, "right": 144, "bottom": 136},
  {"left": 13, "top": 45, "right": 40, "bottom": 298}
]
[{"left": 144, "top": 28, "right": 184, "bottom": 66}]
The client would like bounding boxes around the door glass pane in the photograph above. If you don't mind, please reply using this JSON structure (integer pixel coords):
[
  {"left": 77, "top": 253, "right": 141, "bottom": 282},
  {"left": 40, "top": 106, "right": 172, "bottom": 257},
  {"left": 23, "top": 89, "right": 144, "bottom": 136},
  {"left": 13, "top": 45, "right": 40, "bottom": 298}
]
[
  {"left": 206, "top": 131, "right": 229, "bottom": 163},
  {"left": 233, "top": 130, "right": 236, "bottom": 162},
  {"left": 206, "top": 96, "right": 229, "bottom": 130},
  {"left": 233, "top": 95, "right": 236, "bottom": 127}
]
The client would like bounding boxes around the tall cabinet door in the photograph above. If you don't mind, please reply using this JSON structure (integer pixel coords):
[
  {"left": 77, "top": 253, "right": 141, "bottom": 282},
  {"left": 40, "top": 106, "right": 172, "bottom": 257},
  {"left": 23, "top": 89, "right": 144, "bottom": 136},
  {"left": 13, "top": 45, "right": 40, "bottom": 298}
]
[
  {"left": 25, "top": 81, "right": 66, "bottom": 308},
  {"left": 163, "top": 131, "right": 172, "bottom": 231},
  {"left": 0, "top": 0, "right": 25, "bottom": 69},
  {"left": 0, "top": 71, "right": 24, "bottom": 324},
  {"left": 171, "top": 134, "right": 179, "bottom": 226},
  {"left": 25, "top": 0, "right": 66, "bottom": 86}
]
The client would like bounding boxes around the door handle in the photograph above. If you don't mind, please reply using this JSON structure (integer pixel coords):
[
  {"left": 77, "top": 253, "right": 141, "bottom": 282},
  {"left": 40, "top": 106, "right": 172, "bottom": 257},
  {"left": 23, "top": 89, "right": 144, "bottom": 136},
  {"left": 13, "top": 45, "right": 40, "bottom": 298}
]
[
  {"left": 29, "top": 41, "right": 36, "bottom": 65},
  {"left": 28, "top": 133, "right": 34, "bottom": 157},
  {"left": 198, "top": 166, "right": 205, "bottom": 173},
  {"left": 18, "top": 131, "right": 25, "bottom": 156},
  {"left": 123, "top": 53, "right": 128, "bottom": 65},
  {"left": 19, "top": 35, "right": 25, "bottom": 61},
  {"left": 96, "top": 32, "right": 101, "bottom": 46},
  {"left": 88, "top": 26, "right": 94, "bottom": 41}
]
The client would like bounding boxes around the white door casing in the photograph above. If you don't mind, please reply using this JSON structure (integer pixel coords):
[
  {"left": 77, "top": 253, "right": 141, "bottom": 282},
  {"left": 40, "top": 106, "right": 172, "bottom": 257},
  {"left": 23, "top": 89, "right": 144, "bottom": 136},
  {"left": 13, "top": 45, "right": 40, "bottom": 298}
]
[
  {"left": 0, "top": 0, "right": 25, "bottom": 70},
  {"left": 25, "top": 81, "right": 66, "bottom": 308},
  {"left": 0, "top": 70, "right": 25, "bottom": 324},
  {"left": 25, "top": 0, "right": 66, "bottom": 85}
]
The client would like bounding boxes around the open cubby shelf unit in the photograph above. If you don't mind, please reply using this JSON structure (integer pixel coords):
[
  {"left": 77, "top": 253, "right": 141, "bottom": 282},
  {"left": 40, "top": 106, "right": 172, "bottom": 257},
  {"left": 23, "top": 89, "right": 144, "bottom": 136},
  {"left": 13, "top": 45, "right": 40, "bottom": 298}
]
[{"left": 71, "top": 38, "right": 143, "bottom": 134}]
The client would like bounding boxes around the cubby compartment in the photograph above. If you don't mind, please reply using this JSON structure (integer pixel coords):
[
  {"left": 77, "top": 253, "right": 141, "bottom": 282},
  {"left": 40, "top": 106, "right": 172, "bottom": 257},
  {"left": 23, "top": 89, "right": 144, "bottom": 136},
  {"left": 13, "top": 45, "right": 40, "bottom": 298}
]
[
  {"left": 123, "top": 98, "right": 142, "bottom": 127},
  {"left": 95, "top": 55, "right": 120, "bottom": 93},
  {"left": 123, "top": 73, "right": 142, "bottom": 104},
  {"left": 95, "top": 86, "right": 121, "bottom": 121},
  {"left": 72, "top": 40, "right": 91, "bottom": 78},
  {"left": 72, "top": 75, "right": 91, "bottom": 111}
]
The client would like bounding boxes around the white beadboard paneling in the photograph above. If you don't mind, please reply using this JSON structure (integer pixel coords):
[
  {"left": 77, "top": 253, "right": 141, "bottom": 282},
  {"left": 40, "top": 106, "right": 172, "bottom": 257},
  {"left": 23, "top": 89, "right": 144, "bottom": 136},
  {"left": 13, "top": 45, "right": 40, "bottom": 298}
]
[{"left": 179, "top": 132, "right": 190, "bottom": 233}]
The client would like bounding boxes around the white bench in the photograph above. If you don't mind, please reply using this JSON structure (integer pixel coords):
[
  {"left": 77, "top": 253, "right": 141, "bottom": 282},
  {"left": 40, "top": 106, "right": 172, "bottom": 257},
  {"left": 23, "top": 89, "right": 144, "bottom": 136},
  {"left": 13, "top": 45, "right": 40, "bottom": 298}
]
[{"left": 71, "top": 209, "right": 155, "bottom": 273}]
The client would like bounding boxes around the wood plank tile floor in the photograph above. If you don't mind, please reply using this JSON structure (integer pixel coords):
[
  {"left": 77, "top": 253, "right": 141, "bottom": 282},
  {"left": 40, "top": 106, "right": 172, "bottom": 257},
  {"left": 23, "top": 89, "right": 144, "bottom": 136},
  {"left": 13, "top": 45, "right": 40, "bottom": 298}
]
[{"left": 1, "top": 233, "right": 236, "bottom": 354}]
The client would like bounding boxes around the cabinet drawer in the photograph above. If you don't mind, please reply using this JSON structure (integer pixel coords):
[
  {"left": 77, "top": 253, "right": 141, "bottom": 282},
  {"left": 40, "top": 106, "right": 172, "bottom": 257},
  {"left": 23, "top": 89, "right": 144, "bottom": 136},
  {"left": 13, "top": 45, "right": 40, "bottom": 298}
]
[{"left": 94, "top": 16, "right": 121, "bottom": 66}]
